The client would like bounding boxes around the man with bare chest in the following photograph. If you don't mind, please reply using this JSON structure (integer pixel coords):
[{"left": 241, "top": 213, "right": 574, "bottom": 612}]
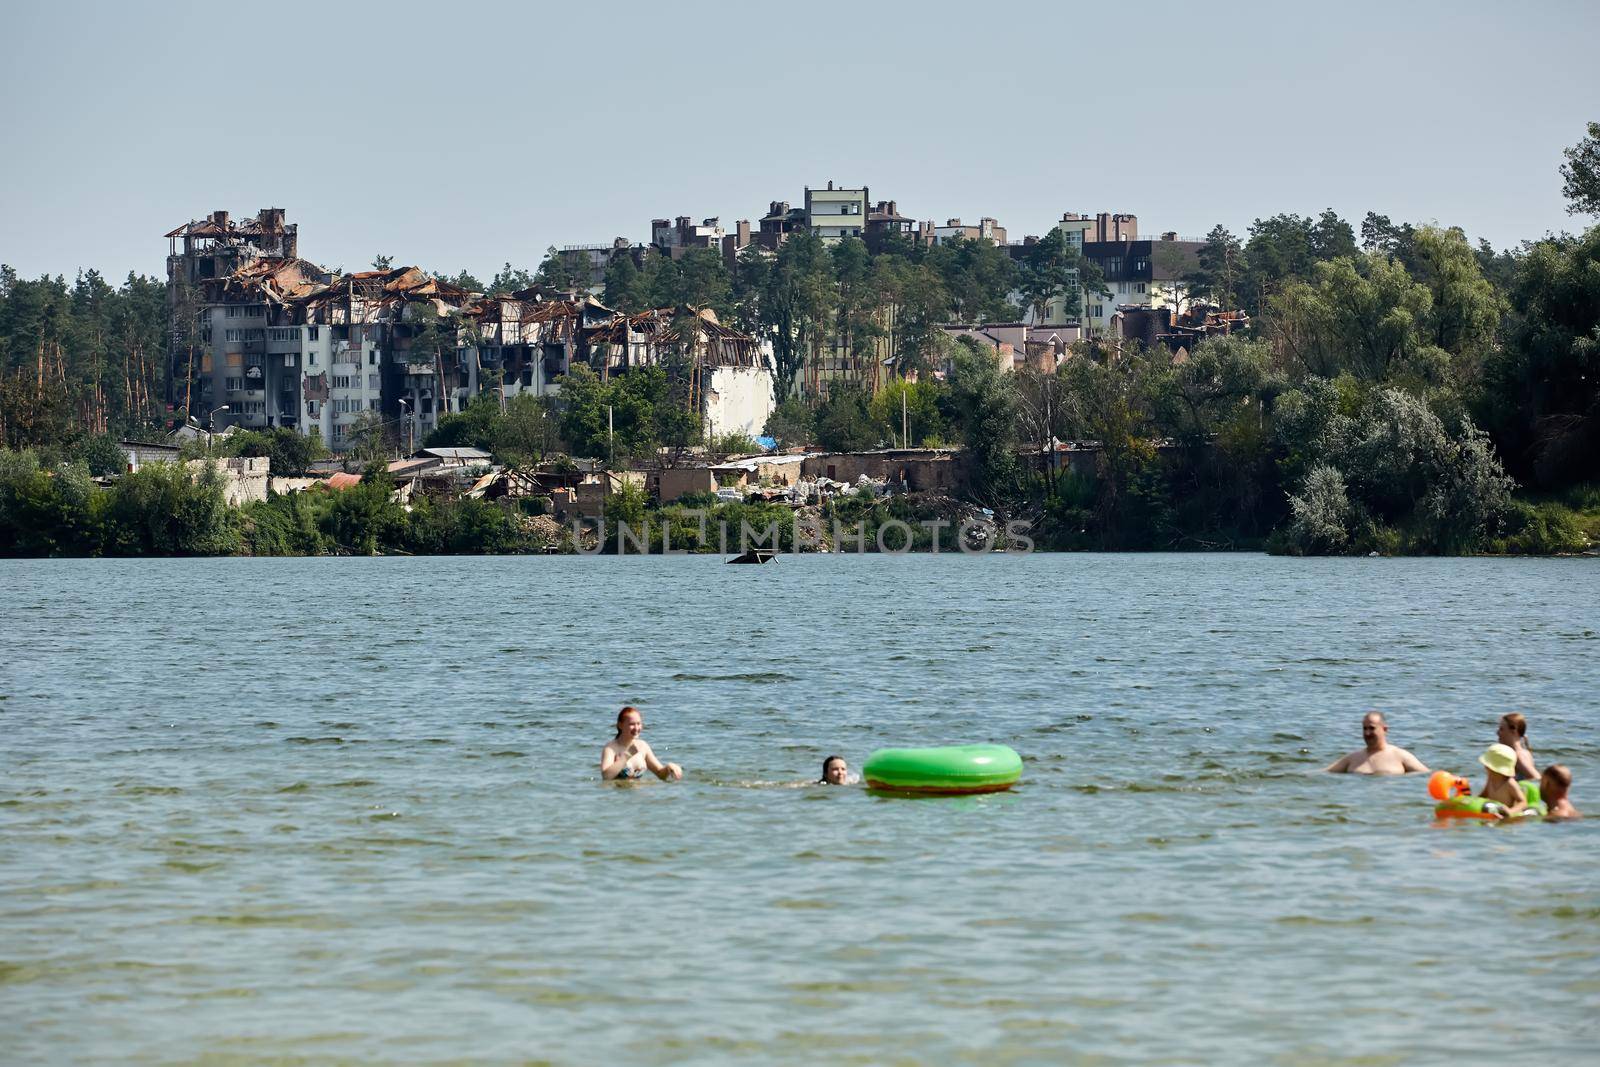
[{"left": 1325, "top": 711, "right": 1430, "bottom": 775}]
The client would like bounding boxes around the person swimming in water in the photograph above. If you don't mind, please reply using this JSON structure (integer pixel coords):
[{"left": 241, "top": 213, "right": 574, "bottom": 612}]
[
  {"left": 1476, "top": 743, "right": 1528, "bottom": 819},
  {"left": 819, "top": 755, "right": 849, "bottom": 785},
  {"left": 1325, "top": 711, "right": 1430, "bottom": 775},
  {"left": 1496, "top": 712, "right": 1539, "bottom": 780},
  {"left": 1540, "top": 764, "right": 1580, "bottom": 819},
  {"left": 600, "top": 706, "right": 683, "bottom": 782}
]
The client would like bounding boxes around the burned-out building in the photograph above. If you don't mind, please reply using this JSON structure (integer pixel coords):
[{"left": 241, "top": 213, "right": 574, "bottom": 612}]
[
  {"left": 166, "top": 209, "right": 492, "bottom": 445},
  {"left": 164, "top": 209, "right": 323, "bottom": 426},
  {"left": 463, "top": 291, "right": 616, "bottom": 404},
  {"left": 588, "top": 306, "right": 774, "bottom": 438},
  {"left": 163, "top": 205, "right": 780, "bottom": 452}
]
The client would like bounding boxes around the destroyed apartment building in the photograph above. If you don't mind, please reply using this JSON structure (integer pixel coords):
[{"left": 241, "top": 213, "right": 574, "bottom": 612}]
[{"left": 164, "top": 208, "right": 775, "bottom": 451}]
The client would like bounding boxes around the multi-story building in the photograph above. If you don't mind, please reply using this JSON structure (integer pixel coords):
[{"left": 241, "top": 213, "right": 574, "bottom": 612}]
[
  {"left": 1010, "top": 213, "right": 1202, "bottom": 332},
  {"left": 865, "top": 200, "right": 915, "bottom": 244},
  {"left": 1080, "top": 232, "right": 1203, "bottom": 334},
  {"left": 650, "top": 217, "right": 725, "bottom": 258},
  {"left": 164, "top": 209, "right": 313, "bottom": 426},
  {"left": 930, "top": 217, "right": 1007, "bottom": 245},
  {"left": 755, "top": 201, "right": 806, "bottom": 250},
  {"left": 553, "top": 239, "right": 632, "bottom": 294},
  {"left": 804, "top": 182, "right": 869, "bottom": 242}
]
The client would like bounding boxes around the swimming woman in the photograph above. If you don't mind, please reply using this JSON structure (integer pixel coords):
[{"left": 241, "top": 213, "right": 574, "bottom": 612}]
[
  {"left": 1496, "top": 713, "right": 1538, "bottom": 780},
  {"left": 601, "top": 706, "right": 683, "bottom": 781},
  {"left": 819, "top": 755, "right": 849, "bottom": 785}
]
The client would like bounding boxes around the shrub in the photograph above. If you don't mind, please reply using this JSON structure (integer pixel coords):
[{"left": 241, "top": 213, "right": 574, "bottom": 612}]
[{"left": 1279, "top": 465, "right": 1353, "bottom": 555}]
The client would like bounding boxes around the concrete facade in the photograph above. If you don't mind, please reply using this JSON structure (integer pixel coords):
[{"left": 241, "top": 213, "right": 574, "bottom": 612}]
[
  {"left": 186, "top": 456, "right": 270, "bottom": 506},
  {"left": 805, "top": 182, "right": 869, "bottom": 243},
  {"left": 800, "top": 450, "right": 962, "bottom": 492},
  {"left": 703, "top": 365, "right": 775, "bottom": 439}
]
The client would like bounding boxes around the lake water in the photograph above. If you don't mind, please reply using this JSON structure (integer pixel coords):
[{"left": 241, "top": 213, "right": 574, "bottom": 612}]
[{"left": 3, "top": 554, "right": 1598, "bottom": 1064}]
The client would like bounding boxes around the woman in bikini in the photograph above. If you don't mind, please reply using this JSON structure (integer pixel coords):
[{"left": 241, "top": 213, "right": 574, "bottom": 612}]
[{"left": 600, "top": 706, "right": 683, "bottom": 781}]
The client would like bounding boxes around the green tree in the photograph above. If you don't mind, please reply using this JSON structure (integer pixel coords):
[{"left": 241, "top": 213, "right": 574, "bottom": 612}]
[
  {"left": 1559, "top": 120, "right": 1600, "bottom": 215},
  {"left": 229, "top": 426, "right": 327, "bottom": 476},
  {"left": 1020, "top": 228, "right": 1091, "bottom": 323},
  {"left": 1239, "top": 211, "right": 1355, "bottom": 314},
  {"left": 346, "top": 411, "right": 393, "bottom": 466},
  {"left": 1406, "top": 226, "right": 1504, "bottom": 362},
  {"left": 763, "top": 397, "right": 814, "bottom": 449},
  {"left": 1273, "top": 386, "right": 1514, "bottom": 554},
  {"left": 73, "top": 433, "right": 127, "bottom": 477},
  {"left": 535, "top": 246, "right": 591, "bottom": 292},
  {"left": 494, "top": 392, "right": 559, "bottom": 466},
  {"left": 100, "top": 461, "right": 238, "bottom": 556},
  {"left": 1359, "top": 212, "right": 1417, "bottom": 260},
  {"left": 1483, "top": 225, "right": 1600, "bottom": 486},
  {"left": 814, "top": 386, "right": 878, "bottom": 452},
  {"left": 944, "top": 340, "right": 1020, "bottom": 504},
  {"left": 321, "top": 465, "right": 402, "bottom": 555},
  {"left": 1188, "top": 225, "right": 1243, "bottom": 309},
  {"left": 868, "top": 378, "right": 947, "bottom": 447},
  {"left": 425, "top": 393, "right": 503, "bottom": 451},
  {"left": 555, "top": 364, "right": 693, "bottom": 463},
  {"left": 674, "top": 247, "right": 733, "bottom": 316},
  {"left": 759, "top": 231, "right": 835, "bottom": 402},
  {"left": 0, "top": 449, "right": 100, "bottom": 556},
  {"left": 486, "top": 263, "right": 535, "bottom": 295},
  {"left": 831, "top": 238, "right": 882, "bottom": 385},
  {"left": 1268, "top": 255, "right": 1447, "bottom": 384},
  {"left": 604, "top": 253, "right": 645, "bottom": 313},
  {"left": 929, "top": 236, "right": 1019, "bottom": 323}
]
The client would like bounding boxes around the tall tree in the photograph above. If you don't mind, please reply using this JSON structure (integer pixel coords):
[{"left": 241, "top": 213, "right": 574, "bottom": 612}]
[
  {"left": 674, "top": 247, "right": 733, "bottom": 316},
  {"left": 1188, "top": 225, "right": 1243, "bottom": 309},
  {"left": 487, "top": 262, "right": 535, "bottom": 296},
  {"left": 604, "top": 253, "right": 644, "bottom": 313},
  {"left": 1020, "top": 228, "right": 1086, "bottom": 323},
  {"left": 1483, "top": 225, "right": 1600, "bottom": 486},
  {"left": 1559, "top": 120, "right": 1600, "bottom": 215}
]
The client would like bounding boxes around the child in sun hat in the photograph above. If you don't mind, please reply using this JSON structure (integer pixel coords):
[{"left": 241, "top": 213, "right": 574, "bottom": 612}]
[{"left": 1477, "top": 743, "right": 1529, "bottom": 819}]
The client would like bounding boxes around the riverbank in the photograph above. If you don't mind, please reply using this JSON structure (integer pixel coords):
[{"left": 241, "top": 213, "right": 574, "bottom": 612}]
[{"left": 3, "top": 447, "right": 1597, "bottom": 558}]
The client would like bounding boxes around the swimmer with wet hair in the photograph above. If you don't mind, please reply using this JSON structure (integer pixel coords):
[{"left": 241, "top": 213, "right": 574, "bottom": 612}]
[
  {"left": 601, "top": 706, "right": 682, "bottom": 782},
  {"left": 819, "top": 755, "right": 849, "bottom": 785},
  {"left": 1541, "top": 764, "right": 1580, "bottom": 819},
  {"left": 1496, "top": 712, "right": 1539, "bottom": 780}
]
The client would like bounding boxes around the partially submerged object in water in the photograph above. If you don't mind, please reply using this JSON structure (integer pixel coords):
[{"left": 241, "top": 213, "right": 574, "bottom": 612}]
[
  {"left": 863, "top": 744, "right": 1022, "bottom": 796},
  {"left": 1428, "top": 769, "right": 1546, "bottom": 820}
]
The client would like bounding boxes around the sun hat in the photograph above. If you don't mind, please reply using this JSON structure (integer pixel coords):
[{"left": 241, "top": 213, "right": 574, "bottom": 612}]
[{"left": 1479, "top": 743, "right": 1518, "bottom": 778}]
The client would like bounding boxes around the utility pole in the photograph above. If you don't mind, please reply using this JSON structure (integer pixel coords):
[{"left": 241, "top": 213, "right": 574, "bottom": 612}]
[
  {"left": 901, "top": 387, "right": 909, "bottom": 450},
  {"left": 607, "top": 403, "right": 615, "bottom": 469}
]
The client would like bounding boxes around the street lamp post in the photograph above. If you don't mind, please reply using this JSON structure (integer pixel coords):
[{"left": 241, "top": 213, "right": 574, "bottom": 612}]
[
  {"left": 206, "top": 405, "right": 230, "bottom": 451},
  {"left": 397, "top": 398, "right": 413, "bottom": 455}
]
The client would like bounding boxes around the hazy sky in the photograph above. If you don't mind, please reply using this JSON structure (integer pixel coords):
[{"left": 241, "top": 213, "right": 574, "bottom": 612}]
[{"left": 2, "top": 0, "right": 1596, "bottom": 282}]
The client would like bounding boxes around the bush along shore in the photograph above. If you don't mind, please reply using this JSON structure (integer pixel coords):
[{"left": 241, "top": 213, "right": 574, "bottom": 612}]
[{"left": 0, "top": 441, "right": 1594, "bottom": 559}]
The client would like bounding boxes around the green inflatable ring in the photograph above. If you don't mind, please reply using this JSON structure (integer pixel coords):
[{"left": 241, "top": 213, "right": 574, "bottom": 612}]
[
  {"left": 1435, "top": 781, "right": 1546, "bottom": 820},
  {"left": 863, "top": 744, "right": 1022, "bottom": 795}
]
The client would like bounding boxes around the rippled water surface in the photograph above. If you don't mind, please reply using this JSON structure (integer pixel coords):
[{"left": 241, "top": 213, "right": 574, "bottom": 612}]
[{"left": 3, "top": 554, "right": 1598, "bottom": 1064}]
